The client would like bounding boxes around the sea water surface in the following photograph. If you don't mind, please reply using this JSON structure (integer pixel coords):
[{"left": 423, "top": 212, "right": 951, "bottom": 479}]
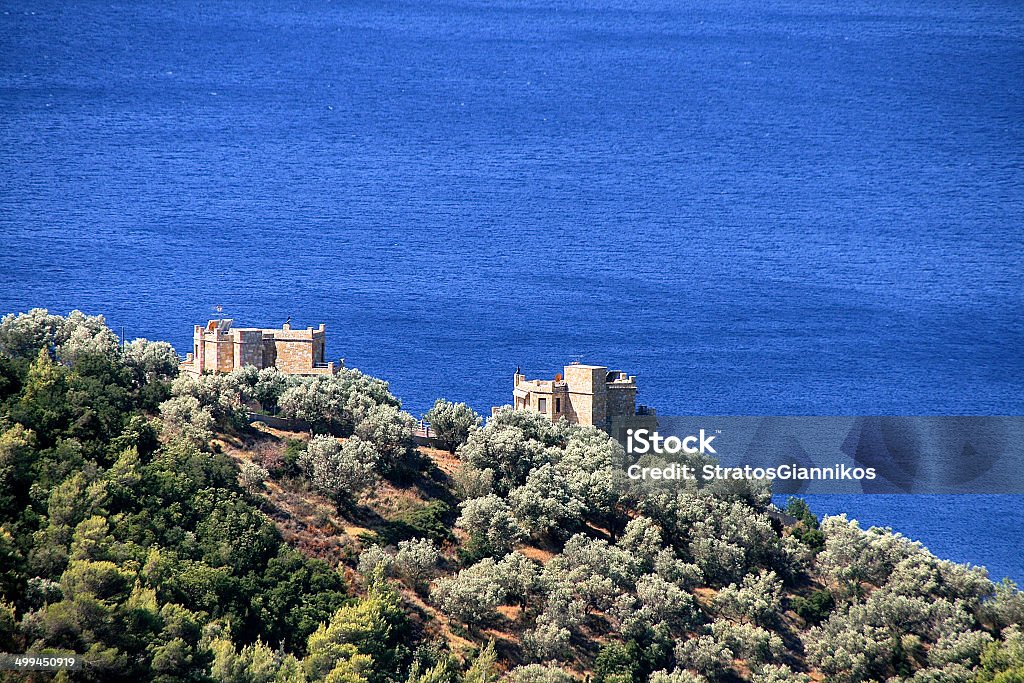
[{"left": 1, "top": 0, "right": 1022, "bottom": 581}]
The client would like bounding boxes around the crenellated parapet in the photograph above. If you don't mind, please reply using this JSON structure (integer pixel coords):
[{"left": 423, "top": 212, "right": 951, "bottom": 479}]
[{"left": 179, "top": 319, "right": 339, "bottom": 376}]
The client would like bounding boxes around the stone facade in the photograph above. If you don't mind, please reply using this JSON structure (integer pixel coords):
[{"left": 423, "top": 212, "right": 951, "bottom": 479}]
[
  {"left": 500, "top": 362, "right": 657, "bottom": 440},
  {"left": 179, "top": 319, "right": 339, "bottom": 376}
]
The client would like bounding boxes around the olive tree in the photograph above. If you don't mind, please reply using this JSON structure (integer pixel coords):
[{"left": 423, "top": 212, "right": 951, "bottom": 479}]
[
  {"left": 612, "top": 573, "right": 700, "bottom": 641},
  {"left": 159, "top": 395, "right": 215, "bottom": 448},
  {"left": 503, "top": 664, "right": 575, "bottom": 683},
  {"left": 543, "top": 534, "right": 639, "bottom": 612},
  {"left": 458, "top": 422, "right": 550, "bottom": 494},
  {"left": 357, "top": 544, "right": 393, "bottom": 577},
  {"left": 675, "top": 635, "right": 733, "bottom": 679},
  {"left": 394, "top": 538, "right": 440, "bottom": 588},
  {"left": 522, "top": 612, "right": 572, "bottom": 661},
  {"left": 648, "top": 670, "right": 707, "bottom": 683},
  {"left": 298, "top": 435, "right": 379, "bottom": 503},
  {"left": 122, "top": 338, "right": 180, "bottom": 384},
  {"left": 355, "top": 404, "right": 417, "bottom": 472},
  {"left": 432, "top": 558, "right": 507, "bottom": 629},
  {"left": 169, "top": 373, "right": 247, "bottom": 431},
  {"left": 617, "top": 516, "right": 664, "bottom": 570},
  {"left": 709, "top": 620, "right": 784, "bottom": 666},
  {"left": 457, "top": 495, "right": 525, "bottom": 557},
  {"left": 238, "top": 459, "right": 269, "bottom": 495},
  {"left": 713, "top": 570, "right": 783, "bottom": 626},
  {"left": 279, "top": 367, "right": 400, "bottom": 435},
  {"left": 750, "top": 664, "right": 809, "bottom": 683},
  {"left": 815, "top": 515, "right": 919, "bottom": 599},
  {"left": 425, "top": 399, "right": 482, "bottom": 453},
  {"left": 227, "top": 366, "right": 301, "bottom": 414},
  {"left": 509, "top": 464, "right": 585, "bottom": 539}
]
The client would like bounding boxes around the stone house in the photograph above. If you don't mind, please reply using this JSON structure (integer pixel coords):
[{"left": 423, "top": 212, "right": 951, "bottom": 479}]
[
  {"left": 499, "top": 362, "right": 657, "bottom": 441},
  {"left": 179, "top": 319, "right": 339, "bottom": 376}
]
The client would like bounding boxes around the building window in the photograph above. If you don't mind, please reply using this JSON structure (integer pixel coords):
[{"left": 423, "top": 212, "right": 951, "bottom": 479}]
[
  {"left": 555, "top": 397, "right": 561, "bottom": 413},
  {"left": 538, "top": 398, "right": 547, "bottom": 413}
]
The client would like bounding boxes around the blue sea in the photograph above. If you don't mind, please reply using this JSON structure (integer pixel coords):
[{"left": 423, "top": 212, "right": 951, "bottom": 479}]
[{"left": 1, "top": 1, "right": 1022, "bottom": 582}]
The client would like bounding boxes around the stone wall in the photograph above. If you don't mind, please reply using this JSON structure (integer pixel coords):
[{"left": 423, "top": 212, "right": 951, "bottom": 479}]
[
  {"left": 235, "top": 330, "right": 264, "bottom": 369},
  {"left": 181, "top": 320, "right": 335, "bottom": 376},
  {"left": 564, "top": 364, "right": 608, "bottom": 426},
  {"left": 607, "top": 384, "right": 637, "bottom": 420}
]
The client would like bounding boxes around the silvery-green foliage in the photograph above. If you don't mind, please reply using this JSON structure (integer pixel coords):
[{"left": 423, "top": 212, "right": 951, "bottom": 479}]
[
  {"left": 238, "top": 459, "right": 269, "bottom": 494},
  {"left": 705, "top": 475, "right": 772, "bottom": 510},
  {"left": 509, "top": 463, "right": 584, "bottom": 537},
  {"left": 709, "top": 620, "right": 783, "bottom": 666},
  {"left": 0, "top": 308, "right": 69, "bottom": 358},
  {"left": 612, "top": 573, "right": 699, "bottom": 640},
  {"left": 277, "top": 377, "right": 342, "bottom": 429},
  {"left": 983, "top": 578, "right": 1024, "bottom": 629},
  {"left": 487, "top": 407, "right": 573, "bottom": 446},
  {"left": 424, "top": 398, "right": 482, "bottom": 453},
  {"left": 59, "top": 311, "right": 122, "bottom": 365},
  {"left": 556, "top": 428, "right": 626, "bottom": 517},
  {"left": 0, "top": 309, "right": 120, "bottom": 364},
  {"left": 713, "top": 570, "right": 783, "bottom": 626},
  {"left": 457, "top": 495, "right": 525, "bottom": 556},
  {"left": 804, "top": 606, "right": 899, "bottom": 681},
  {"left": 777, "top": 534, "right": 813, "bottom": 580},
  {"left": 159, "top": 394, "right": 215, "bottom": 447},
  {"left": 522, "top": 612, "right": 571, "bottom": 661},
  {"left": 502, "top": 664, "right": 575, "bottom": 683},
  {"left": 170, "top": 373, "right": 248, "bottom": 430},
  {"left": 689, "top": 537, "right": 746, "bottom": 586},
  {"left": 298, "top": 434, "right": 378, "bottom": 501},
  {"left": 394, "top": 538, "right": 440, "bottom": 585},
  {"left": 432, "top": 558, "right": 507, "bottom": 627},
  {"left": 452, "top": 464, "right": 494, "bottom": 500},
  {"left": 354, "top": 403, "right": 416, "bottom": 464},
  {"left": 654, "top": 549, "right": 704, "bottom": 591},
  {"left": 884, "top": 551, "right": 992, "bottom": 604},
  {"left": 122, "top": 338, "right": 180, "bottom": 384},
  {"left": 749, "top": 664, "right": 809, "bottom": 683},
  {"left": 648, "top": 670, "right": 707, "bottom": 683},
  {"left": 675, "top": 635, "right": 733, "bottom": 679},
  {"left": 543, "top": 534, "right": 640, "bottom": 611},
  {"left": 458, "top": 422, "right": 549, "bottom": 495},
  {"left": 539, "top": 584, "right": 587, "bottom": 631},
  {"left": 278, "top": 367, "right": 399, "bottom": 435},
  {"left": 903, "top": 664, "right": 976, "bottom": 683},
  {"left": 493, "top": 552, "right": 540, "bottom": 607},
  {"left": 227, "top": 365, "right": 301, "bottom": 412},
  {"left": 618, "top": 516, "right": 664, "bottom": 569},
  {"left": 640, "top": 491, "right": 785, "bottom": 584},
  {"left": 805, "top": 574, "right": 992, "bottom": 683},
  {"left": 815, "top": 515, "right": 920, "bottom": 598},
  {"left": 357, "top": 544, "right": 393, "bottom": 577},
  {"left": 927, "top": 629, "right": 992, "bottom": 669}
]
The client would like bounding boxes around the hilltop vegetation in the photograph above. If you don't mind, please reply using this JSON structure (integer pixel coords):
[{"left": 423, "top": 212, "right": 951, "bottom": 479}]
[{"left": 0, "top": 309, "right": 1023, "bottom": 683}]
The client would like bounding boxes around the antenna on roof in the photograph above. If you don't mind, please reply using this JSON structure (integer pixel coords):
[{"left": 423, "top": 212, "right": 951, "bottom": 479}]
[{"left": 284, "top": 316, "right": 292, "bottom": 326}]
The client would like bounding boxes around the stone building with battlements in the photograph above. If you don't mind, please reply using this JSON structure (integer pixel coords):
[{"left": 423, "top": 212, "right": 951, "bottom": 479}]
[
  {"left": 179, "top": 319, "right": 340, "bottom": 376},
  {"left": 497, "top": 362, "right": 657, "bottom": 441}
]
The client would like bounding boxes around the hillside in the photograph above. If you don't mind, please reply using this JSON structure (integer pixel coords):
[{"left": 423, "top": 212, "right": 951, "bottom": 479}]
[{"left": 1, "top": 309, "right": 1023, "bottom": 683}]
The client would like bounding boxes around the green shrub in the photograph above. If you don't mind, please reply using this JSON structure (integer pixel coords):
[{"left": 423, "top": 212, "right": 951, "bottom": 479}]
[{"left": 791, "top": 589, "right": 835, "bottom": 625}]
